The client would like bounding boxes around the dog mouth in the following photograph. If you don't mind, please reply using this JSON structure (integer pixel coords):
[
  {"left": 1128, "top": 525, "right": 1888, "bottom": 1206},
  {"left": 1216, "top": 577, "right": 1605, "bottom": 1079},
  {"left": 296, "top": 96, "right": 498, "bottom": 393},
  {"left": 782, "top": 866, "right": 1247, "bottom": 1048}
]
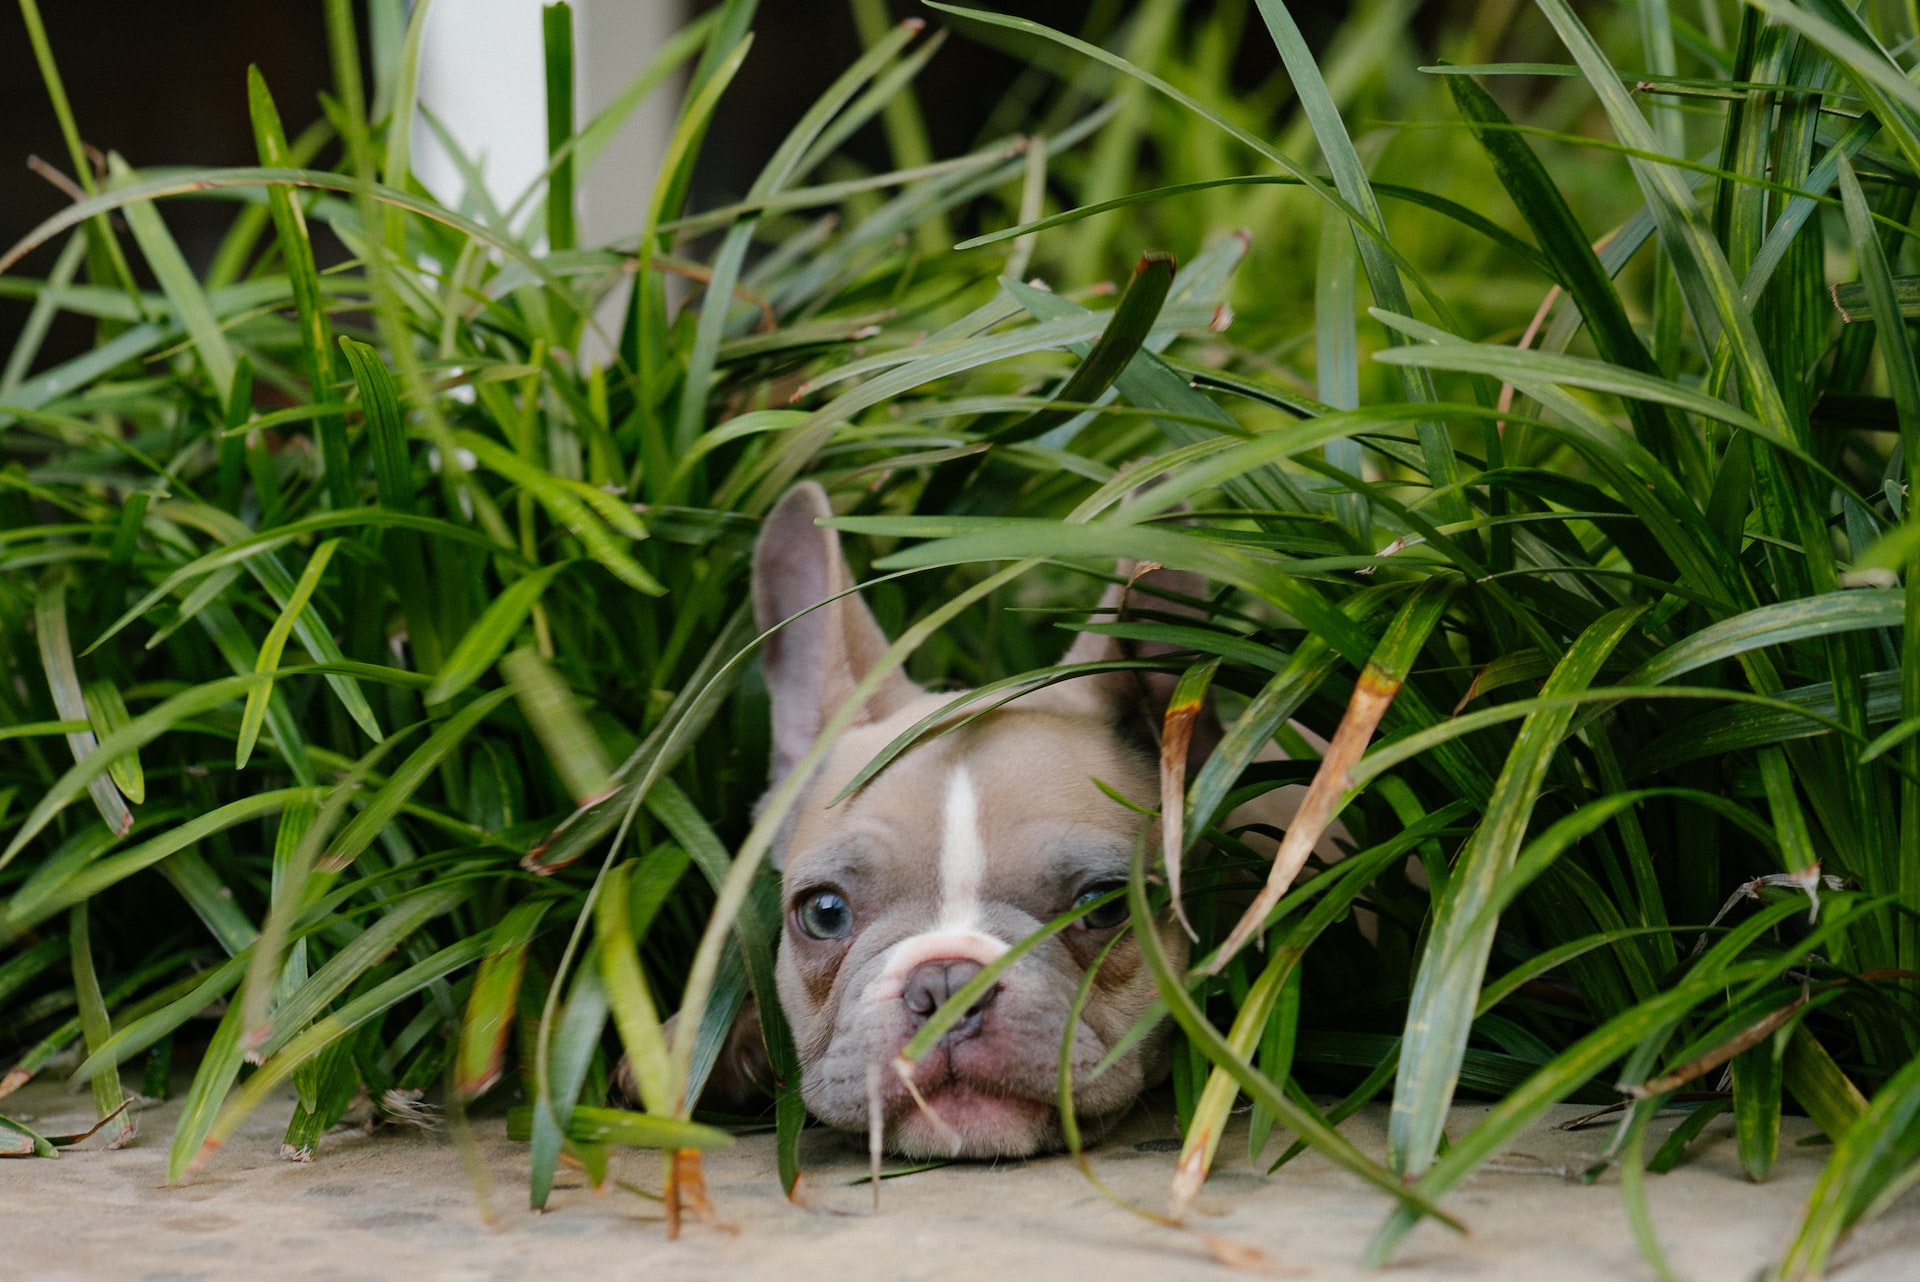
[
  {"left": 881, "top": 1048, "right": 1056, "bottom": 1158},
  {"left": 889, "top": 1084, "right": 1054, "bottom": 1158}
]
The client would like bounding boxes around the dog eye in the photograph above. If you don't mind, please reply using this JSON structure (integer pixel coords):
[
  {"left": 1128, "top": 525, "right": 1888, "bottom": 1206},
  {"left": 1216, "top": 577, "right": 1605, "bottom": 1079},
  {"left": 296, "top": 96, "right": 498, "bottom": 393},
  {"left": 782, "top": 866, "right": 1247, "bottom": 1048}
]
[
  {"left": 1073, "top": 883, "right": 1128, "bottom": 931},
  {"left": 795, "top": 890, "right": 854, "bottom": 941}
]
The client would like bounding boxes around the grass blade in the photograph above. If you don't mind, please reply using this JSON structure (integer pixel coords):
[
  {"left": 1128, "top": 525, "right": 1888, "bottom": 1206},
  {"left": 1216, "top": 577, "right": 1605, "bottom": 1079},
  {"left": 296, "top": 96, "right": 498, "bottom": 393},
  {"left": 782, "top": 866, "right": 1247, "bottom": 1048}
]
[
  {"left": 80, "top": 678, "right": 143, "bottom": 806},
  {"left": 1836, "top": 149, "right": 1920, "bottom": 981},
  {"left": 455, "top": 899, "right": 551, "bottom": 1101},
  {"left": 529, "top": 945, "right": 607, "bottom": 1209},
  {"left": 106, "top": 153, "right": 238, "bottom": 402},
  {"left": 3, "top": 789, "right": 320, "bottom": 941},
  {"left": 165, "top": 979, "right": 250, "bottom": 1180},
  {"left": 1126, "top": 834, "right": 1465, "bottom": 1231},
  {"left": 33, "top": 576, "right": 133, "bottom": 839},
  {"left": 236, "top": 539, "right": 341, "bottom": 770},
  {"left": 193, "top": 933, "right": 490, "bottom": 1174},
  {"left": 595, "top": 859, "right": 677, "bottom": 1115},
  {"left": 1776, "top": 1037, "right": 1920, "bottom": 1279},
  {"left": 1251, "top": 0, "right": 1462, "bottom": 521},
  {"left": 1388, "top": 606, "right": 1645, "bottom": 1181},
  {"left": 998, "top": 253, "right": 1176, "bottom": 445},
  {"left": 1732, "top": 1026, "right": 1786, "bottom": 1182},
  {"left": 1531, "top": 0, "right": 1793, "bottom": 443},
  {"left": 507, "top": 1104, "right": 731, "bottom": 1150},
  {"left": 322, "top": 688, "right": 513, "bottom": 873},
  {"left": 427, "top": 564, "right": 568, "bottom": 705},
  {"left": 1782, "top": 1025, "right": 1868, "bottom": 1142},
  {"left": 69, "top": 953, "right": 249, "bottom": 1088},
  {"left": 502, "top": 648, "right": 612, "bottom": 805},
  {"left": 248, "top": 66, "right": 351, "bottom": 507},
  {"left": 68, "top": 904, "right": 132, "bottom": 1146}
]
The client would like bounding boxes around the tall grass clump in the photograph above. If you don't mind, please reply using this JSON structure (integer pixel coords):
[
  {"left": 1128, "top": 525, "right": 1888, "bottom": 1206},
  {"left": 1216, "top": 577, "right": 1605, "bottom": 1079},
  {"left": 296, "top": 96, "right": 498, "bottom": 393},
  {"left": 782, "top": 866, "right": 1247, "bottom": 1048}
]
[
  {"left": 870, "top": 2, "right": 1920, "bottom": 1275},
  {"left": 6, "top": 0, "right": 1920, "bottom": 1277}
]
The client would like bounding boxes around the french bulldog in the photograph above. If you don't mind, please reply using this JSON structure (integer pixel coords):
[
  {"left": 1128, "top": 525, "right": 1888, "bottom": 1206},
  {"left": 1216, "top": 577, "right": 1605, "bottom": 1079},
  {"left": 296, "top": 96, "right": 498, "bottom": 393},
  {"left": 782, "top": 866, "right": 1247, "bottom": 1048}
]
[{"left": 745, "top": 481, "right": 1208, "bottom": 1159}]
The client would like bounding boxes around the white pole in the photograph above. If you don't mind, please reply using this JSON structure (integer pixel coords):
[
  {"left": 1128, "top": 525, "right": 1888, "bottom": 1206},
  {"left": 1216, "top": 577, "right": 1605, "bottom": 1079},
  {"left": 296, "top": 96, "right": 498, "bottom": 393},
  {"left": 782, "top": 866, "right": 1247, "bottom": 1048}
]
[{"left": 414, "top": 0, "right": 681, "bottom": 245}]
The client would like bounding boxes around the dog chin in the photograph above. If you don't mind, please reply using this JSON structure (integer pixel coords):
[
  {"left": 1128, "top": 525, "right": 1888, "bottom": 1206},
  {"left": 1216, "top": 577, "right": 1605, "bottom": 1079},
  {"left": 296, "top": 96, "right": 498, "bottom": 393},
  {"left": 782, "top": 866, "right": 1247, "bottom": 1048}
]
[{"left": 887, "top": 1084, "right": 1057, "bottom": 1159}]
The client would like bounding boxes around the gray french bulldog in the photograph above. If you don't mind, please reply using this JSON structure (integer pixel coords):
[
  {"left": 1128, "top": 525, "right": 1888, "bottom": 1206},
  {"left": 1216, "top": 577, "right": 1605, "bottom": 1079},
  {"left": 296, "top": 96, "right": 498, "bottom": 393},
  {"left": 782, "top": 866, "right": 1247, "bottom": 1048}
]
[{"left": 728, "top": 482, "right": 1210, "bottom": 1158}]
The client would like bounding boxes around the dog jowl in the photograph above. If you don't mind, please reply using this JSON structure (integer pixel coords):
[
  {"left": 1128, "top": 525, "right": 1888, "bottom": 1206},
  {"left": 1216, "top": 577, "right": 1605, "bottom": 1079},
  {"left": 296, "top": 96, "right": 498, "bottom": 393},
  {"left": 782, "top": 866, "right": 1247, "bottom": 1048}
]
[{"left": 742, "top": 482, "right": 1208, "bottom": 1159}]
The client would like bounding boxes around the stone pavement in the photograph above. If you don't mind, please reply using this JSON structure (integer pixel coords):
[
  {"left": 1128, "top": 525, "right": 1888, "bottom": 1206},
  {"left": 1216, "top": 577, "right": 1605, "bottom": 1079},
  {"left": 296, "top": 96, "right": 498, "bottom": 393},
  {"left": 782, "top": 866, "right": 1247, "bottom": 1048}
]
[{"left": 4, "top": 1075, "right": 1918, "bottom": 1281}]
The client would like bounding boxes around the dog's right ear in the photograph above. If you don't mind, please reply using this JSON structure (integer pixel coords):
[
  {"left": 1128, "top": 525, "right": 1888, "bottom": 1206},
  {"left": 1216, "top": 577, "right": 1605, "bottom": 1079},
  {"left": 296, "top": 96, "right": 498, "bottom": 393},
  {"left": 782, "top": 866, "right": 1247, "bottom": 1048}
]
[
  {"left": 1046, "top": 564, "right": 1225, "bottom": 771},
  {"left": 754, "top": 482, "right": 922, "bottom": 788}
]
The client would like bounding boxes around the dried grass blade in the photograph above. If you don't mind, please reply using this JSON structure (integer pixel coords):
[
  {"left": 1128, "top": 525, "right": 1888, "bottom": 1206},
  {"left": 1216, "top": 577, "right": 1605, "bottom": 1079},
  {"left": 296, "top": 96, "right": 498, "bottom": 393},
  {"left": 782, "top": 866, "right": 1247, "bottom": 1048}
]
[
  {"left": 455, "top": 900, "right": 551, "bottom": 1101},
  {"left": 1159, "top": 658, "right": 1218, "bottom": 942},
  {"left": 1204, "top": 578, "right": 1454, "bottom": 974},
  {"left": 1627, "top": 997, "right": 1803, "bottom": 1099}
]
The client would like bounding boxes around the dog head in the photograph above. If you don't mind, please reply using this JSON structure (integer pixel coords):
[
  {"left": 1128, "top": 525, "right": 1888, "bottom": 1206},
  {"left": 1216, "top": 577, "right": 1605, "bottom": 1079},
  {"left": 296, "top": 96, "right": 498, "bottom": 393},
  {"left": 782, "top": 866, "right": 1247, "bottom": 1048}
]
[{"left": 752, "top": 482, "right": 1206, "bottom": 1158}]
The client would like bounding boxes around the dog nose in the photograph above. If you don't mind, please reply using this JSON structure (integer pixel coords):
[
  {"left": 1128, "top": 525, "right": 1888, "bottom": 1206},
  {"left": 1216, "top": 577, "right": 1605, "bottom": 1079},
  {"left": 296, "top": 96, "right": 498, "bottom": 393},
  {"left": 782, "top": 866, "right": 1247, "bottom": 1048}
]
[{"left": 901, "top": 960, "right": 999, "bottom": 1038}]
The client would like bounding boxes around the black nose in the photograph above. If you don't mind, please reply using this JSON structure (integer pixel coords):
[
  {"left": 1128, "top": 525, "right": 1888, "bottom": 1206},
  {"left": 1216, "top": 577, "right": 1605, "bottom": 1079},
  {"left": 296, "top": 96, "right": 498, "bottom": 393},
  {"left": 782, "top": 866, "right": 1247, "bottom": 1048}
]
[{"left": 901, "top": 960, "right": 999, "bottom": 1038}]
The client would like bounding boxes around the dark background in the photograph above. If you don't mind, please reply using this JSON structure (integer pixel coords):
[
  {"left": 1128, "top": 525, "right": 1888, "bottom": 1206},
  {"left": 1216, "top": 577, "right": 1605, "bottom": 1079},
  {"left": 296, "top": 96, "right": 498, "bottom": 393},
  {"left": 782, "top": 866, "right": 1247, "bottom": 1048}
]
[
  {"left": 0, "top": 1, "right": 1349, "bottom": 374},
  {"left": 1, "top": 3, "right": 338, "bottom": 372}
]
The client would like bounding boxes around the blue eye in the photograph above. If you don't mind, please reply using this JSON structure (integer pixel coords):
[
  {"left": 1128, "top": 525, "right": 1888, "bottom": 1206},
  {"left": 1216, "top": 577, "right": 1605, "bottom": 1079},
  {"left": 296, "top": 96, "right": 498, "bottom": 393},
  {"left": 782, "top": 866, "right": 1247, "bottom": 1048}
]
[
  {"left": 1074, "top": 883, "right": 1128, "bottom": 931},
  {"left": 796, "top": 889, "right": 854, "bottom": 941}
]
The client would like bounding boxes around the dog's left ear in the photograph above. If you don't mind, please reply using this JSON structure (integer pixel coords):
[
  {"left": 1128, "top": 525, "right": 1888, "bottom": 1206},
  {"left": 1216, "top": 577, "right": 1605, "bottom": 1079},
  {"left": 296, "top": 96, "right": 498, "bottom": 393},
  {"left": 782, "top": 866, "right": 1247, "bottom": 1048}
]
[{"left": 1049, "top": 564, "right": 1224, "bottom": 769}]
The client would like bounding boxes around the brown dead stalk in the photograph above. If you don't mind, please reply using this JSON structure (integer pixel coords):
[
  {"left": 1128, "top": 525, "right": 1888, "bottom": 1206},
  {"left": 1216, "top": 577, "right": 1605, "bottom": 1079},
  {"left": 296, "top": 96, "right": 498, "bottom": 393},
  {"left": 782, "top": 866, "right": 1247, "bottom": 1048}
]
[{"left": 1200, "top": 661, "right": 1404, "bottom": 975}]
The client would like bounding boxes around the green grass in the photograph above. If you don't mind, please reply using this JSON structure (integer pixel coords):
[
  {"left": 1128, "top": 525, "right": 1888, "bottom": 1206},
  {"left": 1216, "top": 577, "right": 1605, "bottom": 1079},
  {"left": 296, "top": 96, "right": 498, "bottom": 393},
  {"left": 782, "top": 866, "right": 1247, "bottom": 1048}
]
[{"left": 5, "top": 0, "right": 1920, "bottom": 1275}]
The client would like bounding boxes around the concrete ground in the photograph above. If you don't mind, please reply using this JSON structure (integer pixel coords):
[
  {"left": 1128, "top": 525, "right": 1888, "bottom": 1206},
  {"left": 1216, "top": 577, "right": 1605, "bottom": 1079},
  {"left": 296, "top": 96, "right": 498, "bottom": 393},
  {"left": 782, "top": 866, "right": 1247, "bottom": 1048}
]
[{"left": 4, "top": 1076, "right": 1918, "bottom": 1282}]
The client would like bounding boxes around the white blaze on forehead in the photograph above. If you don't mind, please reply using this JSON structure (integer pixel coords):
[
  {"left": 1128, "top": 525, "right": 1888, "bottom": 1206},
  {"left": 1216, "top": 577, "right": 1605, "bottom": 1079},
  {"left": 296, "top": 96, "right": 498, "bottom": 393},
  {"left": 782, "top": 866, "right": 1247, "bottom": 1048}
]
[
  {"left": 938, "top": 766, "right": 987, "bottom": 931},
  {"left": 854, "top": 765, "right": 1011, "bottom": 1011}
]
